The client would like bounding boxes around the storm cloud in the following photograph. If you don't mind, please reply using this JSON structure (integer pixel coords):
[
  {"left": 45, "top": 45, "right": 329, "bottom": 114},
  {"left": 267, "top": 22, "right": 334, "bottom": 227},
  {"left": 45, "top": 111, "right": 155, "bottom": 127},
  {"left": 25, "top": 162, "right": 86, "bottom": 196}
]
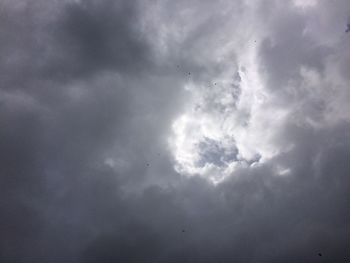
[{"left": 1, "top": 0, "right": 350, "bottom": 262}]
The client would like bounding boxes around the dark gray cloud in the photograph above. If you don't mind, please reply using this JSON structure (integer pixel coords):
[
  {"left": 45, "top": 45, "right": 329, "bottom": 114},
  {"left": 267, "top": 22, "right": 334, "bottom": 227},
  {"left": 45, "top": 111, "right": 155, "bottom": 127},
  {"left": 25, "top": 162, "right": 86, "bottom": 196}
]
[
  {"left": 50, "top": 0, "right": 152, "bottom": 78},
  {"left": 1, "top": 0, "right": 350, "bottom": 262}
]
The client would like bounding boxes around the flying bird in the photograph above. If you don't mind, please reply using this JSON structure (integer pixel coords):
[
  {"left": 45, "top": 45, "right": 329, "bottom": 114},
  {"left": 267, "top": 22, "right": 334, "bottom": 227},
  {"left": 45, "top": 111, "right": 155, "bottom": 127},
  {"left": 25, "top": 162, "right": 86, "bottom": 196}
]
[
  {"left": 346, "top": 23, "right": 350, "bottom": 33},
  {"left": 318, "top": 253, "right": 322, "bottom": 257}
]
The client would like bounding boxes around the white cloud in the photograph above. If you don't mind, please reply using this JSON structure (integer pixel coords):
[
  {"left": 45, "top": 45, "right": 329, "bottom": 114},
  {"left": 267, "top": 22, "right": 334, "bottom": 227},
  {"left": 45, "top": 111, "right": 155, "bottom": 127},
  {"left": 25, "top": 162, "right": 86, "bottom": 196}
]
[{"left": 167, "top": 0, "right": 350, "bottom": 184}]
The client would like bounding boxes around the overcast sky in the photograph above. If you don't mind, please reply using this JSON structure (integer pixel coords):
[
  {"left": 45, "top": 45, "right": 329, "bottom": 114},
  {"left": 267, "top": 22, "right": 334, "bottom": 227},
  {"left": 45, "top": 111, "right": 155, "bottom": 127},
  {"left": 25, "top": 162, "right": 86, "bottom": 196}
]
[{"left": 1, "top": 0, "right": 350, "bottom": 262}]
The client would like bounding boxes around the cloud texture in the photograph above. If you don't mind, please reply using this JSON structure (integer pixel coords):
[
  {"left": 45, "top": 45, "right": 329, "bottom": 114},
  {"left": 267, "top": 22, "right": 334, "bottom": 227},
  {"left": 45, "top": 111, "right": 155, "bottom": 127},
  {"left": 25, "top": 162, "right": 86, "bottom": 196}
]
[{"left": 1, "top": 0, "right": 350, "bottom": 262}]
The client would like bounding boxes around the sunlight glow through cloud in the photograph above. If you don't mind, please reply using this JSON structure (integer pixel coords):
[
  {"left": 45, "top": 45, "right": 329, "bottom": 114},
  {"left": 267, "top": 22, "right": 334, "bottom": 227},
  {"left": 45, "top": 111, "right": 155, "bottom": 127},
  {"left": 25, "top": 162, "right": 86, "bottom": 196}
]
[{"left": 169, "top": 44, "right": 290, "bottom": 183}]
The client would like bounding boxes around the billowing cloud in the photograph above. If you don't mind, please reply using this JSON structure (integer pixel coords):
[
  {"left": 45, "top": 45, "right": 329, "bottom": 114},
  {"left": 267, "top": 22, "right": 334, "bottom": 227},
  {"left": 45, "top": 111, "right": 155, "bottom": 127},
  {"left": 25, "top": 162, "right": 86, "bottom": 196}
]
[{"left": 1, "top": 0, "right": 350, "bottom": 262}]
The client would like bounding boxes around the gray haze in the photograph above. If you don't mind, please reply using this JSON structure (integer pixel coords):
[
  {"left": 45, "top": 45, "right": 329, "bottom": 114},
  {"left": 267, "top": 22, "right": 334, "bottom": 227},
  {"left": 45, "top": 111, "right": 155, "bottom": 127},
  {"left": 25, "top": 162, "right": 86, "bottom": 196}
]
[{"left": 1, "top": 0, "right": 350, "bottom": 262}]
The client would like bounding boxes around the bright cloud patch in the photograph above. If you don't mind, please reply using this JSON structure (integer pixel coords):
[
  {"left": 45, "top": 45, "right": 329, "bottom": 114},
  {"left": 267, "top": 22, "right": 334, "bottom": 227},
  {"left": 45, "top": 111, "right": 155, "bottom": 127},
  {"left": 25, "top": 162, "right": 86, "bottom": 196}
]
[
  {"left": 166, "top": 0, "right": 350, "bottom": 184},
  {"left": 169, "top": 54, "right": 289, "bottom": 183}
]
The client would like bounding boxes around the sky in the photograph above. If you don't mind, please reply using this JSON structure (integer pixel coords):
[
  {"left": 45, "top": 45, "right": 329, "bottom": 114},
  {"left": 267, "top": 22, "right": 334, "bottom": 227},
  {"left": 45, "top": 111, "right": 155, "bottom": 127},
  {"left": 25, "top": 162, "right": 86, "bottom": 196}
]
[{"left": 1, "top": 0, "right": 350, "bottom": 262}]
